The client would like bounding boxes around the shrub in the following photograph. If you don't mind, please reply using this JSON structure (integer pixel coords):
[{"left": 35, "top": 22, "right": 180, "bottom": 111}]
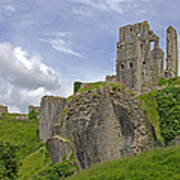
[
  {"left": 156, "top": 77, "right": 180, "bottom": 145},
  {"left": 32, "top": 153, "right": 78, "bottom": 180},
  {"left": 137, "top": 90, "right": 163, "bottom": 144},
  {"left": 73, "top": 81, "right": 82, "bottom": 93},
  {"left": 0, "top": 141, "right": 18, "bottom": 180},
  {"left": 29, "top": 110, "right": 38, "bottom": 120}
]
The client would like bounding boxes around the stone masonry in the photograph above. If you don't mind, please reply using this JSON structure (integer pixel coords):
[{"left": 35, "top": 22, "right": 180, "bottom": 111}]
[
  {"left": 28, "top": 105, "right": 41, "bottom": 115},
  {"left": 0, "top": 105, "right": 8, "bottom": 117},
  {"left": 166, "top": 26, "right": 178, "bottom": 77},
  {"left": 39, "top": 96, "right": 66, "bottom": 142},
  {"left": 116, "top": 21, "right": 178, "bottom": 91}
]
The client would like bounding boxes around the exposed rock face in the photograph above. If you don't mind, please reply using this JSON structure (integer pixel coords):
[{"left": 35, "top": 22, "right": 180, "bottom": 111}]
[
  {"left": 39, "top": 96, "right": 66, "bottom": 142},
  {"left": 65, "top": 85, "right": 154, "bottom": 169},
  {"left": 46, "top": 135, "right": 72, "bottom": 163}
]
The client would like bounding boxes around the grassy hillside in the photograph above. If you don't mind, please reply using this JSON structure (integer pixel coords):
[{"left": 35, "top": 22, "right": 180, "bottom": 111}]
[
  {"left": 67, "top": 146, "right": 180, "bottom": 180},
  {"left": 0, "top": 114, "right": 52, "bottom": 179},
  {"left": 0, "top": 114, "right": 41, "bottom": 160},
  {"left": 0, "top": 114, "right": 77, "bottom": 180},
  {"left": 18, "top": 146, "right": 51, "bottom": 180}
]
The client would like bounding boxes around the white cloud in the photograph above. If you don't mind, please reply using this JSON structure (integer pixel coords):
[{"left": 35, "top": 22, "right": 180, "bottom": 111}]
[
  {"left": 70, "top": 0, "right": 149, "bottom": 14},
  {"left": 0, "top": 5, "right": 15, "bottom": 16},
  {"left": 39, "top": 31, "right": 83, "bottom": 58},
  {"left": 3, "top": 5, "right": 15, "bottom": 12},
  {"left": 0, "top": 42, "right": 70, "bottom": 113}
]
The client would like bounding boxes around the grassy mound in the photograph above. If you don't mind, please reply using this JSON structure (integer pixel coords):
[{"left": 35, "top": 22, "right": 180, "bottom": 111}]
[{"left": 66, "top": 146, "right": 180, "bottom": 180}]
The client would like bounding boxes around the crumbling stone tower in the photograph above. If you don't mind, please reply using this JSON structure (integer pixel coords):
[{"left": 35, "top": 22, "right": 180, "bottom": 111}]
[
  {"left": 116, "top": 21, "right": 164, "bottom": 91},
  {"left": 166, "top": 26, "right": 178, "bottom": 76},
  {"left": 116, "top": 21, "right": 178, "bottom": 91}
]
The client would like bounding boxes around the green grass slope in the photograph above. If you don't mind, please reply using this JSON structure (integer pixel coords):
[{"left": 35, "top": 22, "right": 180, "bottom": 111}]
[
  {"left": 0, "top": 114, "right": 52, "bottom": 179},
  {"left": 18, "top": 146, "right": 51, "bottom": 180},
  {"left": 0, "top": 114, "right": 41, "bottom": 160},
  {"left": 67, "top": 146, "right": 180, "bottom": 180}
]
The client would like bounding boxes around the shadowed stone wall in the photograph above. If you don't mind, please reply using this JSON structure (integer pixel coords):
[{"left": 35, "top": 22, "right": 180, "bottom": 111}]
[{"left": 0, "top": 105, "right": 8, "bottom": 117}]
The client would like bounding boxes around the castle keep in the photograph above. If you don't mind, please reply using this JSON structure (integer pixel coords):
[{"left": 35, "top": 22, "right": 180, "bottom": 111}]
[{"left": 116, "top": 21, "right": 178, "bottom": 91}]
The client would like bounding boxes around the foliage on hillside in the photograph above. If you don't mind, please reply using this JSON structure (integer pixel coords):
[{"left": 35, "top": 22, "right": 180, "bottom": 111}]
[
  {"left": 66, "top": 146, "right": 180, "bottom": 180},
  {"left": 28, "top": 110, "right": 38, "bottom": 120},
  {"left": 137, "top": 89, "right": 163, "bottom": 143},
  {"left": 0, "top": 141, "right": 18, "bottom": 180},
  {"left": 32, "top": 153, "right": 78, "bottom": 180},
  {"left": 156, "top": 77, "right": 180, "bottom": 144}
]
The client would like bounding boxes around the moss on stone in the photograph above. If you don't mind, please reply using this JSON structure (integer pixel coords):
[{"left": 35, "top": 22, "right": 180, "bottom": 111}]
[
  {"left": 108, "top": 82, "right": 125, "bottom": 91},
  {"left": 77, "top": 81, "right": 106, "bottom": 94},
  {"left": 137, "top": 89, "right": 164, "bottom": 144}
]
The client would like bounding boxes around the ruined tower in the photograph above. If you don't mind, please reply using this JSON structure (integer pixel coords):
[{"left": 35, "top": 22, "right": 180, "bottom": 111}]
[
  {"left": 116, "top": 21, "right": 165, "bottom": 91},
  {"left": 166, "top": 26, "right": 178, "bottom": 76}
]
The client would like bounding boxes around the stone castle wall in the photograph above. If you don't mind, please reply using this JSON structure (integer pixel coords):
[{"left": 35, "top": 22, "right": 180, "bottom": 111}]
[
  {"left": 39, "top": 96, "right": 66, "bottom": 142},
  {"left": 28, "top": 105, "right": 40, "bottom": 114},
  {"left": 0, "top": 105, "right": 8, "bottom": 116},
  {"left": 116, "top": 21, "right": 178, "bottom": 91}
]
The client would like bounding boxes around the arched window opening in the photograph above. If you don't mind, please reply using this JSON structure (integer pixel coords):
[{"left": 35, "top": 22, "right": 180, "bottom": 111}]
[
  {"left": 121, "top": 64, "right": 124, "bottom": 70},
  {"left": 129, "top": 62, "right": 133, "bottom": 69}
]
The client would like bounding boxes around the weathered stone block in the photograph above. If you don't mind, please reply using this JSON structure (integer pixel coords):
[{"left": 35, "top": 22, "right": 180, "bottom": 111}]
[
  {"left": 39, "top": 96, "right": 66, "bottom": 142},
  {"left": 0, "top": 105, "right": 8, "bottom": 117},
  {"left": 46, "top": 135, "right": 72, "bottom": 163}
]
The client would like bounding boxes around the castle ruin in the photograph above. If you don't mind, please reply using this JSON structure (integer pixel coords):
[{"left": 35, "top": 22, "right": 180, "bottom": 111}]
[
  {"left": 116, "top": 21, "right": 178, "bottom": 91},
  {"left": 0, "top": 105, "right": 8, "bottom": 117}
]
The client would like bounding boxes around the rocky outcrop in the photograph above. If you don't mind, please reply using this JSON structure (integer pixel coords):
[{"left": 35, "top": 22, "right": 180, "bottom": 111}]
[
  {"left": 64, "top": 84, "right": 154, "bottom": 169},
  {"left": 39, "top": 96, "right": 66, "bottom": 142},
  {"left": 46, "top": 135, "right": 72, "bottom": 163}
]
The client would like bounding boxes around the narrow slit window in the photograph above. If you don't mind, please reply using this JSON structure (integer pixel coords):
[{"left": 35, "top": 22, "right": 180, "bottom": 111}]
[{"left": 150, "top": 41, "right": 155, "bottom": 50}]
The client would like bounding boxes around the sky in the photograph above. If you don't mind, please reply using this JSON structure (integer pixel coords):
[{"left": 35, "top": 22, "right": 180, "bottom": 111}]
[{"left": 0, "top": 0, "right": 180, "bottom": 113}]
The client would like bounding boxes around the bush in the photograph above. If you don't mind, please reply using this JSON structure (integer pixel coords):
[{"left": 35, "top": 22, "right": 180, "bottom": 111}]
[
  {"left": 32, "top": 153, "right": 78, "bottom": 180},
  {"left": 28, "top": 110, "right": 38, "bottom": 120},
  {"left": 73, "top": 81, "right": 82, "bottom": 93},
  {"left": 0, "top": 141, "right": 18, "bottom": 180},
  {"left": 156, "top": 77, "right": 180, "bottom": 145}
]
